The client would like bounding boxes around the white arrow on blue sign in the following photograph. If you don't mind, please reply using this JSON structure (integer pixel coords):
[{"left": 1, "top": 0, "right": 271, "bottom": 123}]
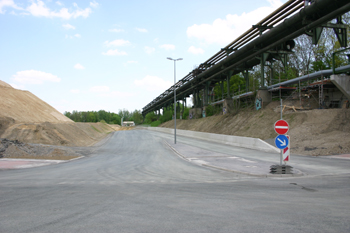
[{"left": 275, "top": 135, "right": 289, "bottom": 149}]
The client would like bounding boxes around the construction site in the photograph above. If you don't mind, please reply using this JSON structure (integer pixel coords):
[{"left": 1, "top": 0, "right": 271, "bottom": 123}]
[{"left": 1, "top": 0, "right": 350, "bottom": 159}]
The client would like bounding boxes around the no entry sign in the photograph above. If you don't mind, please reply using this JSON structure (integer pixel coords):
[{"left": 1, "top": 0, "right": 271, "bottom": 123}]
[{"left": 274, "top": 119, "right": 289, "bottom": 135}]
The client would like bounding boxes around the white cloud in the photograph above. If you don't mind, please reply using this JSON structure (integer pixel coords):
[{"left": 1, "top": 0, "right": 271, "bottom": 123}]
[
  {"left": 62, "top": 23, "right": 75, "bottom": 30},
  {"left": 144, "top": 46, "right": 155, "bottom": 54},
  {"left": 90, "top": 86, "right": 110, "bottom": 93},
  {"left": 102, "top": 49, "right": 127, "bottom": 56},
  {"left": 187, "top": 0, "right": 283, "bottom": 45},
  {"left": 65, "top": 34, "right": 81, "bottom": 39},
  {"left": 74, "top": 63, "right": 85, "bottom": 69},
  {"left": 0, "top": 0, "right": 22, "bottom": 14},
  {"left": 2, "top": 0, "right": 93, "bottom": 19},
  {"left": 71, "top": 5, "right": 91, "bottom": 18},
  {"left": 160, "top": 44, "right": 175, "bottom": 50},
  {"left": 90, "top": 1, "right": 99, "bottom": 8},
  {"left": 70, "top": 89, "right": 80, "bottom": 94},
  {"left": 109, "top": 28, "right": 124, "bottom": 33},
  {"left": 188, "top": 46, "right": 204, "bottom": 55},
  {"left": 136, "top": 28, "right": 148, "bottom": 33},
  {"left": 12, "top": 70, "right": 61, "bottom": 85},
  {"left": 104, "top": 39, "right": 130, "bottom": 47},
  {"left": 26, "top": 0, "right": 57, "bottom": 18},
  {"left": 134, "top": 75, "right": 172, "bottom": 91}
]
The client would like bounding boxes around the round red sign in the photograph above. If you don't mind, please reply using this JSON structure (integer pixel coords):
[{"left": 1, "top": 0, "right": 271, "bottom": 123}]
[{"left": 274, "top": 119, "right": 289, "bottom": 134}]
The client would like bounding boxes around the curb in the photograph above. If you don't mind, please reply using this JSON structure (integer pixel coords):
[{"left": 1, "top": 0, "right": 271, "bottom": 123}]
[{"left": 0, "top": 156, "right": 85, "bottom": 170}]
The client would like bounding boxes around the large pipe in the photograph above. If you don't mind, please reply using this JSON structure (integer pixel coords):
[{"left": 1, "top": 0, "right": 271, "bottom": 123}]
[
  {"left": 268, "top": 64, "right": 350, "bottom": 88},
  {"left": 209, "top": 64, "right": 350, "bottom": 106}
]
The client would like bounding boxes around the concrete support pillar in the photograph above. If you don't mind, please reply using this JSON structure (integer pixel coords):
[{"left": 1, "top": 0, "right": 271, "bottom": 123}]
[
  {"left": 243, "top": 70, "right": 249, "bottom": 92},
  {"left": 223, "top": 98, "right": 234, "bottom": 114},
  {"left": 260, "top": 53, "right": 269, "bottom": 87},
  {"left": 189, "top": 108, "right": 202, "bottom": 119},
  {"left": 220, "top": 81, "right": 224, "bottom": 100},
  {"left": 226, "top": 71, "right": 232, "bottom": 98},
  {"left": 330, "top": 74, "right": 350, "bottom": 100},
  {"left": 204, "top": 82, "right": 209, "bottom": 106},
  {"left": 192, "top": 92, "right": 196, "bottom": 108},
  {"left": 256, "top": 88, "right": 272, "bottom": 109},
  {"left": 196, "top": 90, "right": 201, "bottom": 108}
]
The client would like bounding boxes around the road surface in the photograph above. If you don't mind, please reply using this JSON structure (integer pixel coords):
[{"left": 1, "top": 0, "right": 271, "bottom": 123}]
[{"left": 0, "top": 130, "right": 349, "bottom": 232}]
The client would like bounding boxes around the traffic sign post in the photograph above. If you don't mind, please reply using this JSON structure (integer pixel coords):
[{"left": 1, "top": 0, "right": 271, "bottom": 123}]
[
  {"left": 275, "top": 135, "right": 289, "bottom": 149},
  {"left": 283, "top": 135, "right": 290, "bottom": 162},
  {"left": 270, "top": 100, "right": 294, "bottom": 174},
  {"left": 274, "top": 119, "right": 290, "bottom": 166},
  {"left": 274, "top": 119, "right": 289, "bottom": 135}
]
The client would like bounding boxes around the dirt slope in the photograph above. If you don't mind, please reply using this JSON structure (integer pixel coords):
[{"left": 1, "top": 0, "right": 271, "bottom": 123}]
[
  {"left": 1, "top": 121, "right": 115, "bottom": 147},
  {"left": 160, "top": 101, "right": 350, "bottom": 156},
  {"left": 0, "top": 80, "right": 117, "bottom": 159},
  {"left": 0, "top": 83, "right": 72, "bottom": 123}
]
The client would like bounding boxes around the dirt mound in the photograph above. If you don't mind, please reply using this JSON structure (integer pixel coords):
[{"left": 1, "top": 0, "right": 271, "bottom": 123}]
[
  {"left": 1, "top": 122, "right": 115, "bottom": 147},
  {"left": 0, "top": 80, "right": 13, "bottom": 88},
  {"left": 160, "top": 101, "right": 350, "bottom": 156},
  {"left": 0, "top": 80, "right": 117, "bottom": 159},
  {"left": 0, "top": 82, "right": 72, "bottom": 123},
  {"left": 0, "top": 138, "right": 82, "bottom": 160}
]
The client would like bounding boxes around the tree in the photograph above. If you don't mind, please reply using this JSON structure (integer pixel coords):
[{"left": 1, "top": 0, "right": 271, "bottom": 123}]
[{"left": 132, "top": 110, "right": 143, "bottom": 125}]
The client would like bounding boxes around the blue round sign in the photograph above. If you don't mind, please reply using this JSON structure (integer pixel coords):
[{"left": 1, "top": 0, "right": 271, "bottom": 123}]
[{"left": 275, "top": 135, "right": 289, "bottom": 149}]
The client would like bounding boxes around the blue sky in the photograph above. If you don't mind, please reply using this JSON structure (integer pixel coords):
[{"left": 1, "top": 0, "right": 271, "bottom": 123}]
[{"left": 0, "top": 0, "right": 287, "bottom": 113}]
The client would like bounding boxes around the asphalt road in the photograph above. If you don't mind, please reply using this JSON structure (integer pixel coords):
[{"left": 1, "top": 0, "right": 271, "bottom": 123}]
[{"left": 0, "top": 130, "right": 349, "bottom": 233}]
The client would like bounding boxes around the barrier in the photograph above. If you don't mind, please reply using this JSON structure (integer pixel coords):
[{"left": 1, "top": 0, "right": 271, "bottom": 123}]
[{"left": 146, "top": 127, "right": 279, "bottom": 153}]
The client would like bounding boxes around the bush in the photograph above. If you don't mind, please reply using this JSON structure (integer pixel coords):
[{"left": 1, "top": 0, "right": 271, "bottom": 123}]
[
  {"left": 160, "top": 110, "right": 172, "bottom": 123},
  {"left": 145, "top": 112, "right": 158, "bottom": 124},
  {"left": 183, "top": 108, "right": 189, "bottom": 119},
  {"left": 205, "top": 105, "right": 221, "bottom": 117},
  {"left": 150, "top": 120, "right": 162, "bottom": 127}
]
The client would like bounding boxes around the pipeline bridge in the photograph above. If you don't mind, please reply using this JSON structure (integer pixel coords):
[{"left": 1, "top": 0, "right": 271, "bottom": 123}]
[{"left": 142, "top": 0, "right": 350, "bottom": 117}]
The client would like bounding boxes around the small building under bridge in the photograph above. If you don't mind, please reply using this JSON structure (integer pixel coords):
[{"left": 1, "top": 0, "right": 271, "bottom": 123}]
[{"left": 122, "top": 121, "right": 135, "bottom": 127}]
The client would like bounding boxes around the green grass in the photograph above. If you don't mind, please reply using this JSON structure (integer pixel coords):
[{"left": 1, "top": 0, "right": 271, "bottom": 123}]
[{"left": 150, "top": 121, "right": 162, "bottom": 127}]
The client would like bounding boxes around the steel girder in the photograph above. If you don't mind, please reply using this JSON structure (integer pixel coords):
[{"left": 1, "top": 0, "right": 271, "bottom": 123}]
[{"left": 142, "top": 0, "right": 350, "bottom": 116}]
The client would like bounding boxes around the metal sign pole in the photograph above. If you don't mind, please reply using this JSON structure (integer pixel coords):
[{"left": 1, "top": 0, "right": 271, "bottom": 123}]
[
  {"left": 280, "top": 99, "right": 283, "bottom": 119},
  {"left": 280, "top": 150, "right": 283, "bottom": 166}
]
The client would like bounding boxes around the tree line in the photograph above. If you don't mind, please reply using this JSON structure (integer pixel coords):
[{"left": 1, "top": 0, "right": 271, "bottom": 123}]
[{"left": 64, "top": 109, "right": 143, "bottom": 125}]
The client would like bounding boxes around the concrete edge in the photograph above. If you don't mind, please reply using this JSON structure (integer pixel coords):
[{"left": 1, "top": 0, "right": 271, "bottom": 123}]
[
  {"left": 163, "top": 140, "right": 303, "bottom": 177},
  {"left": 147, "top": 127, "right": 280, "bottom": 153}
]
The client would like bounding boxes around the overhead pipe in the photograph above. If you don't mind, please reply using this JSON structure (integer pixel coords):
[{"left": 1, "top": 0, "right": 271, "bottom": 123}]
[
  {"left": 195, "top": 0, "right": 350, "bottom": 87},
  {"left": 209, "top": 64, "right": 350, "bottom": 106},
  {"left": 171, "top": 0, "right": 350, "bottom": 104},
  {"left": 143, "top": 0, "right": 350, "bottom": 114},
  {"left": 268, "top": 64, "right": 350, "bottom": 88}
]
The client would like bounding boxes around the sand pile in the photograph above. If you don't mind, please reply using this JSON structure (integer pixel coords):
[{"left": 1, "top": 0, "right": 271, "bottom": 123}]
[
  {"left": 0, "top": 80, "right": 116, "bottom": 159},
  {"left": 0, "top": 82, "right": 72, "bottom": 123}
]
